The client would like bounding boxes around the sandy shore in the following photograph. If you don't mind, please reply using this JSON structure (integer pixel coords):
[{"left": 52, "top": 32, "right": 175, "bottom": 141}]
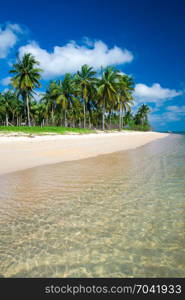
[{"left": 0, "top": 131, "right": 169, "bottom": 175}]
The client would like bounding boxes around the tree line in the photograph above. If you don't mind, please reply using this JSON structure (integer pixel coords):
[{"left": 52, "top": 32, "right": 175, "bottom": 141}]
[{"left": 0, "top": 53, "right": 151, "bottom": 130}]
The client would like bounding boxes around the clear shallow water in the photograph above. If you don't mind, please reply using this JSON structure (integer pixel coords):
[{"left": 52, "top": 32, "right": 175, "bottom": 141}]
[{"left": 0, "top": 134, "right": 185, "bottom": 278}]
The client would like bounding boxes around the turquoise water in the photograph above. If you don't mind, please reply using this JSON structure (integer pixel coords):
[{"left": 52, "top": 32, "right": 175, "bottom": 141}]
[{"left": 0, "top": 134, "right": 184, "bottom": 277}]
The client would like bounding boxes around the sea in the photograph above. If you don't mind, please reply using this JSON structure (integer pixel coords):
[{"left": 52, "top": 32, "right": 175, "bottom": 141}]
[{"left": 0, "top": 133, "right": 184, "bottom": 277}]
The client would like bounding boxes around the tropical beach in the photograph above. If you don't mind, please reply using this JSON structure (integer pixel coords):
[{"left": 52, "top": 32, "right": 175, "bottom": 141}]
[
  {"left": 0, "top": 132, "right": 185, "bottom": 278},
  {"left": 0, "top": 131, "right": 168, "bottom": 175},
  {"left": 0, "top": 0, "right": 185, "bottom": 286}
]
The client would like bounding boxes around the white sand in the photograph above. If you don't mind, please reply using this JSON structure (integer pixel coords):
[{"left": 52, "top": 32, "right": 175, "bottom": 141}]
[{"left": 0, "top": 131, "right": 169, "bottom": 175}]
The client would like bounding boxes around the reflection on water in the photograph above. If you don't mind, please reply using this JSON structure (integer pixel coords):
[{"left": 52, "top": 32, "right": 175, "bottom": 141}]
[{"left": 0, "top": 134, "right": 185, "bottom": 277}]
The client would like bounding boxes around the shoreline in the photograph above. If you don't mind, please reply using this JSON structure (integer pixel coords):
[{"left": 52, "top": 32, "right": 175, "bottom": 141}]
[{"left": 0, "top": 131, "right": 169, "bottom": 176}]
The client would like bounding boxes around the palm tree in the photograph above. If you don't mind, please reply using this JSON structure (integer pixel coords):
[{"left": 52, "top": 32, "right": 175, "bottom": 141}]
[
  {"left": 10, "top": 53, "right": 42, "bottom": 126},
  {"left": 7, "top": 92, "right": 22, "bottom": 125},
  {"left": 98, "top": 67, "right": 119, "bottom": 130},
  {"left": 53, "top": 74, "right": 76, "bottom": 127},
  {"left": 123, "top": 111, "right": 133, "bottom": 127},
  {"left": 0, "top": 94, "right": 6, "bottom": 125},
  {"left": 41, "top": 81, "right": 58, "bottom": 125},
  {"left": 137, "top": 104, "right": 150, "bottom": 126},
  {"left": 74, "top": 65, "right": 97, "bottom": 128},
  {"left": 1, "top": 91, "right": 13, "bottom": 126},
  {"left": 0, "top": 58, "right": 151, "bottom": 131},
  {"left": 0, "top": 91, "right": 24, "bottom": 126},
  {"left": 117, "top": 75, "right": 134, "bottom": 130}
]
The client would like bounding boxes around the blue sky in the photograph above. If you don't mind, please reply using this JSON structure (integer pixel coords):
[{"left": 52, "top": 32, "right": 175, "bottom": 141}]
[{"left": 0, "top": 0, "right": 184, "bottom": 131}]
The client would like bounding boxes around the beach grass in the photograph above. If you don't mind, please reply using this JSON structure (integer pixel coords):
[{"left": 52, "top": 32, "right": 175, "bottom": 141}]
[{"left": 0, "top": 126, "right": 95, "bottom": 135}]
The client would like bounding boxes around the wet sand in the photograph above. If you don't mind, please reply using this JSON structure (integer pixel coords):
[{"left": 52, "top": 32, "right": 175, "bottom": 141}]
[{"left": 0, "top": 131, "right": 168, "bottom": 175}]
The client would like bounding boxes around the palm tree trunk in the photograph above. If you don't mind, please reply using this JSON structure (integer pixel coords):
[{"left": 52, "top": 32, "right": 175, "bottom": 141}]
[
  {"left": 26, "top": 94, "right": 31, "bottom": 127},
  {"left": 88, "top": 113, "right": 91, "bottom": 129},
  {"left": 5, "top": 113, "right": 8, "bottom": 126},
  {"left": 102, "top": 101, "right": 105, "bottom": 131},
  {"left": 64, "top": 110, "right": 67, "bottom": 127},
  {"left": 119, "top": 103, "right": 122, "bottom": 131},
  {"left": 121, "top": 113, "right": 123, "bottom": 128},
  {"left": 51, "top": 106, "right": 54, "bottom": 126},
  {"left": 109, "top": 111, "right": 112, "bottom": 129},
  {"left": 83, "top": 102, "right": 86, "bottom": 128}
]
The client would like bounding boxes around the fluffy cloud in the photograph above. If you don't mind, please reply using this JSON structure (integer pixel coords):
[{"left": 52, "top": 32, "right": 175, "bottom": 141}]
[
  {"left": 18, "top": 40, "right": 134, "bottom": 79},
  {"left": 33, "top": 90, "right": 44, "bottom": 102},
  {"left": 134, "top": 83, "right": 182, "bottom": 105},
  {"left": 166, "top": 105, "right": 185, "bottom": 113},
  {"left": 150, "top": 105, "right": 185, "bottom": 124},
  {"left": 0, "top": 23, "right": 22, "bottom": 58},
  {"left": 0, "top": 76, "right": 11, "bottom": 86}
]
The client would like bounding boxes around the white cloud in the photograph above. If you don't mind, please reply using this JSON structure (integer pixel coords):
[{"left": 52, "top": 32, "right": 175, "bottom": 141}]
[
  {"left": 150, "top": 105, "right": 185, "bottom": 124},
  {"left": 6, "top": 23, "right": 22, "bottom": 33},
  {"left": 33, "top": 90, "right": 44, "bottom": 102},
  {"left": 163, "top": 112, "right": 181, "bottom": 121},
  {"left": 0, "top": 23, "right": 22, "bottom": 58},
  {"left": 1, "top": 76, "right": 11, "bottom": 86},
  {"left": 149, "top": 114, "right": 164, "bottom": 125},
  {"left": 134, "top": 83, "right": 184, "bottom": 126},
  {"left": 149, "top": 113, "right": 175, "bottom": 125},
  {"left": 166, "top": 105, "right": 185, "bottom": 113},
  {"left": 118, "top": 71, "right": 125, "bottom": 75},
  {"left": 82, "top": 37, "right": 94, "bottom": 47},
  {"left": 134, "top": 83, "right": 182, "bottom": 105},
  {"left": 18, "top": 39, "right": 134, "bottom": 79}
]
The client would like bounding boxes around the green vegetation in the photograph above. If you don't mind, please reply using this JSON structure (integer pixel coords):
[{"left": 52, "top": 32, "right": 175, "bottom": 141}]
[
  {"left": 0, "top": 126, "right": 94, "bottom": 135},
  {"left": 0, "top": 53, "right": 151, "bottom": 132}
]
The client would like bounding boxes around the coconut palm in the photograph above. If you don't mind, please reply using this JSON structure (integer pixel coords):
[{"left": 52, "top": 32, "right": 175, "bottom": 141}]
[
  {"left": 51, "top": 74, "right": 76, "bottom": 127},
  {"left": 41, "top": 81, "right": 58, "bottom": 125},
  {"left": 0, "top": 56, "right": 152, "bottom": 131},
  {"left": 74, "top": 65, "right": 97, "bottom": 128},
  {"left": 123, "top": 111, "right": 133, "bottom": 127},
  {"left": 0, "top": 91, "right": 13, "bottom": 126},
  {"left": 8, "top": 92, "right": 23, "bottom": 125},
  {"left": 117, "top": 74, "right": 134, "bottom": 130},
  {"left": 98, "top": 67, "right": 120, "bottom": 130},
  {"left": 137, "top": 104, "right": 150, "bottom": 126},
  {"left": 0, "top": 93, "right": 7, "bottom": 125},
  {"left": 9, "top": 53, "right": 42, "bottom": 126}
]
